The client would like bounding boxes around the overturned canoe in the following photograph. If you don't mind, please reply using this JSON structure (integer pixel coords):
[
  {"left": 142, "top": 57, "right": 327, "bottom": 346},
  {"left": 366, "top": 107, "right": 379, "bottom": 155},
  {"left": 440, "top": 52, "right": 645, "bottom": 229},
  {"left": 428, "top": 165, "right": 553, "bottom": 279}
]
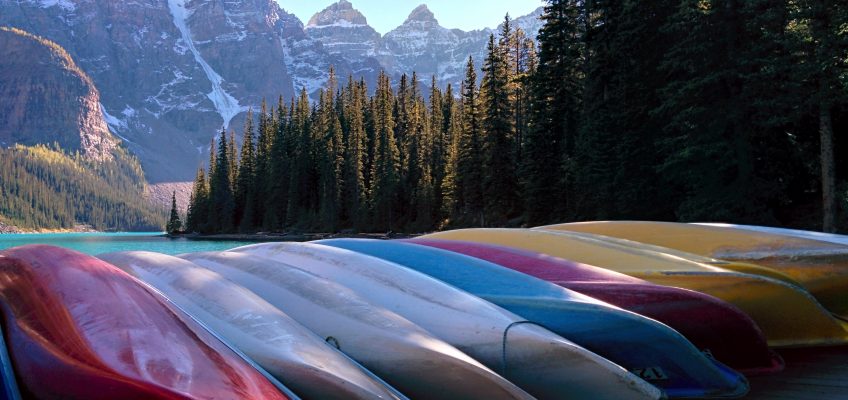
[
  {"left": 0, "top": 245, "right": 290, "bottom": 400},
  {"left": 318, "top": 239, "right": 749, "bottom": 399},
  {"left": 180, "top": 251, "right": 534, "bottom": 400},
  {"left": 98, "top": 251, "right": 407, "bottom": 400},
  {"left": 540, "top": 221, "right": 848, "bottom": 319},
  {"left": 408, "top": 238, "right": 782, "bottom": 375},
  {"left": 422, "top": 229, "right": 848, "bottom": 347},
  {"left": 697, "top": 223, "right": 848, "bottom": 246},
  {"left": 0, "top": 323, "right": 20, "bottom": 400},
  {"left": 232, "top": 242, "right": 662, "bottom": 400}
]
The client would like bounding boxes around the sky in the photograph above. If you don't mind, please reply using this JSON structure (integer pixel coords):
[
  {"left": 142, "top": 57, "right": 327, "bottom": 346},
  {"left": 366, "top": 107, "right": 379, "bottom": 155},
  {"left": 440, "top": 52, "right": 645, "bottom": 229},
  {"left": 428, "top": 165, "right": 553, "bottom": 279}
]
[{"left": 278, "top": 1, "right": 546, "bottom": 35}]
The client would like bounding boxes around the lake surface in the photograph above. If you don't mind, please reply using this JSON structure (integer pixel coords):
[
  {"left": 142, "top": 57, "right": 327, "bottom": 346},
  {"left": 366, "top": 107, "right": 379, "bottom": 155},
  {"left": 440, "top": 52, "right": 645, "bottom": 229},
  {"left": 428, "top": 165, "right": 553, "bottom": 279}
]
[{"left": 0, "top": 232, "right": 256, "bottom": 255}]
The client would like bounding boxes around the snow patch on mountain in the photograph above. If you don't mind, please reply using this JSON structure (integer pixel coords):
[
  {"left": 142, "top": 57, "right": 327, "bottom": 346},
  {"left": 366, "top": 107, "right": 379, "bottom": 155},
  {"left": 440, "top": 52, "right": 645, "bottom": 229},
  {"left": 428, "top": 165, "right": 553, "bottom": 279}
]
[
  {"left": 306, "top": 20, "right": 366, "bottom": 29},
  {"left": 100, "top": 103, "right": 136, "bottom": 144},
  {"left": 167, "top": 0, "right": 246, "bottom": 129},
  {"left": 28, "top": 0, "right": 75, "bottom": 11}
]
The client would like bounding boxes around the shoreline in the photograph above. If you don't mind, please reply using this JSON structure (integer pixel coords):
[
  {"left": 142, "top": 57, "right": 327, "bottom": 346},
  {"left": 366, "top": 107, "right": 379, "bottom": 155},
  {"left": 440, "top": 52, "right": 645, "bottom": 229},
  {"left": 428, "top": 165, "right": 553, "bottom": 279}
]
[
  {"left": 169, "top": 232, "right": 422, "bottom": 242},
  {"left": 0, "top": 224, "right": 100, "bottom": 235}
]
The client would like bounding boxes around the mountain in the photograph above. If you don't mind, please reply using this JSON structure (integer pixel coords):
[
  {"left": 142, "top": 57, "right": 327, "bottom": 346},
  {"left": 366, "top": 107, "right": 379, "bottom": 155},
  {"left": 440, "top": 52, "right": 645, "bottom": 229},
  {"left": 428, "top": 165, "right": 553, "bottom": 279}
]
[
  {"left": 303, "top": 0, "right": 383, "bottom": 89},
  {"left": 0, "top": 27, "right": 164, "bottom": 231},
  {"left": 0, "top": 0, "right": 544, "bottom": 182},
  {"left": 382, "top": 5, "right": 490, "bottom": 88},
  {"left": 0, "top": 26, "right": 117, "bottom": 162}
]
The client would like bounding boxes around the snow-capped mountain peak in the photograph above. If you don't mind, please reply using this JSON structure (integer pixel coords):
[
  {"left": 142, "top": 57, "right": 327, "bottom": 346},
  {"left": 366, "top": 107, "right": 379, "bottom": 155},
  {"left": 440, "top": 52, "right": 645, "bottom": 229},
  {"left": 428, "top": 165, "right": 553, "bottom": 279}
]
[
  {"left": 306, "top": 0, "right": 368, "bottom": 28},
  {"left": 404, "top": 4, "right": 437, "bottom": 25}
]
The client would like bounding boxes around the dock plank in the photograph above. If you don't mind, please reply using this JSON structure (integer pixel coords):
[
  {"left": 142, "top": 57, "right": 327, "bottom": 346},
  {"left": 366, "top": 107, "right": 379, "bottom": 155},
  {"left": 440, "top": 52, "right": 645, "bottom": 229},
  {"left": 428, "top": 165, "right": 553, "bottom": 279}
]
[{"left": 745, "top": 346, "right": 848, "bottom": 399}]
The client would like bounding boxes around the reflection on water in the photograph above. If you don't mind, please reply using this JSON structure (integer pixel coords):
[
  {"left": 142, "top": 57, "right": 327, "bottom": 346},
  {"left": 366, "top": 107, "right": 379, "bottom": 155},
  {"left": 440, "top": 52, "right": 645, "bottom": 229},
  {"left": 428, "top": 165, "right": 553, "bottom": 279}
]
[{"left": 0, "top": 233, "right": 256, "bottom": 255}]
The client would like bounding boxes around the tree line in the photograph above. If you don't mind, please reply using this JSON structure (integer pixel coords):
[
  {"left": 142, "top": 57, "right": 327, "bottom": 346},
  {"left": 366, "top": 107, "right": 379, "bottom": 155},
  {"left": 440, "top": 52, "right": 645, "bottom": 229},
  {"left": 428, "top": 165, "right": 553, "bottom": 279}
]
[{"left": 186, "top": 0, "right": 847, "bottom": 234}]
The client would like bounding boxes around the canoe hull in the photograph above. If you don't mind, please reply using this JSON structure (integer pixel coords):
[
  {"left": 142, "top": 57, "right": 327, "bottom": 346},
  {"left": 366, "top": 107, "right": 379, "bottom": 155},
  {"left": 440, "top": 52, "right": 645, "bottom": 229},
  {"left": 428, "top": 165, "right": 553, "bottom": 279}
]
[{"left": 0, "top": 245, "right": 287, "bottom": 400}]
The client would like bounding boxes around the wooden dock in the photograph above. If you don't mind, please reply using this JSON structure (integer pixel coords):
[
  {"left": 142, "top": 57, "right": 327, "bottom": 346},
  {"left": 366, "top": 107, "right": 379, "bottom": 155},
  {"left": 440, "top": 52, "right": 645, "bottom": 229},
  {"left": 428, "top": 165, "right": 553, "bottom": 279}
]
[{"left": 745, "top": 346, "right": 848, "bottom": 399}]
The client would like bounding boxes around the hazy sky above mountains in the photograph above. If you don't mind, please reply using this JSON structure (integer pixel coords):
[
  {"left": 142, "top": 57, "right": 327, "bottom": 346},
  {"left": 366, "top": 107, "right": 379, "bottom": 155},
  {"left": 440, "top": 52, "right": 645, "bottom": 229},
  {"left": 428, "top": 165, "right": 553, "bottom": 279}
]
[{"left": 279, "top": 0, "right": 545, "bottom": 35}]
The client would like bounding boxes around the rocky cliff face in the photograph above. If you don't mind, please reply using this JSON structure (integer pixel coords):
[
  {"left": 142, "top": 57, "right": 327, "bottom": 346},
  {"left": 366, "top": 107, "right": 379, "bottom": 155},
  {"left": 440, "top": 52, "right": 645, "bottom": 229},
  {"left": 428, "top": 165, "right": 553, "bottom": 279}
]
[
  {"left": 0, "top": 26, "right": 117, "bottom": 162},
  {"left": 0, "top": 0, "right": 543, "bottom": 182}
]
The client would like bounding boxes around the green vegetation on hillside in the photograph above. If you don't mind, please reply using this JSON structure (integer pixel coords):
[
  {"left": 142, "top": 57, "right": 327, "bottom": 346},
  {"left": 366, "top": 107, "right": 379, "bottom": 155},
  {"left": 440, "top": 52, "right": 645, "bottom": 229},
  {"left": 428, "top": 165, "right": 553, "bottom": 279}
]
[
  {"left": 0, "top": 144, "right": 165, "bottom": 231},
  {"left": 188, "top": 0, "right": 847, "bottom": 234}
]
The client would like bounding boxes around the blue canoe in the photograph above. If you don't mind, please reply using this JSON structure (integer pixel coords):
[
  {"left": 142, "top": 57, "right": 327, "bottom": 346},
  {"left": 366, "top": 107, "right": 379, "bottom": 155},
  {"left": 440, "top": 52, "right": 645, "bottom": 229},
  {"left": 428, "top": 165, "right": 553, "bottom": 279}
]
[
  {"left": 0, "top": 323, "right": 21, "bottom": 400},
  {"left": 318, "top": 239, "right": 749, "bottom": 399}
]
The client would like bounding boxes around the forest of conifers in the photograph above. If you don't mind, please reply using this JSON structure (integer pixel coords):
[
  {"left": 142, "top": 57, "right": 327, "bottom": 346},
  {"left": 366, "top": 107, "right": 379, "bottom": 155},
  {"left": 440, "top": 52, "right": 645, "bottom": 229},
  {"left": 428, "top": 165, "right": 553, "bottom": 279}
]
[
  {"left": 185, "top": 0, "right": 847, "bottom": 235},
  {"left": 0, "top": 144, "right": 164, "bottom": 231}
]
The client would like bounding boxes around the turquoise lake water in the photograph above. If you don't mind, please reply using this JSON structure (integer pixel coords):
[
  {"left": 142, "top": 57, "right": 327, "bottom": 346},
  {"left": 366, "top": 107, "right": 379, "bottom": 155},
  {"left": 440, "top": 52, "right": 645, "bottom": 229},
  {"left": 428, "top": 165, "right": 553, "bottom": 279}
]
[{"left": 0, "top": 232, "right": 256, "bottom": 255}]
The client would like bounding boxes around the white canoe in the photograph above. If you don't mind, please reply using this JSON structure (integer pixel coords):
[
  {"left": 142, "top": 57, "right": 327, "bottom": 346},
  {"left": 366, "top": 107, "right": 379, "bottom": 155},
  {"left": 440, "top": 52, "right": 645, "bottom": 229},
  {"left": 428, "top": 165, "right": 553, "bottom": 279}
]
[
  {"left": 179, "top": 251, "right": 534, "bottom": 400},
  {"left": 98, "top": 251, "right": 407, "bottom": 400},
  {"left": 230, "top": 242, "right": 663, "bottom": 400}
]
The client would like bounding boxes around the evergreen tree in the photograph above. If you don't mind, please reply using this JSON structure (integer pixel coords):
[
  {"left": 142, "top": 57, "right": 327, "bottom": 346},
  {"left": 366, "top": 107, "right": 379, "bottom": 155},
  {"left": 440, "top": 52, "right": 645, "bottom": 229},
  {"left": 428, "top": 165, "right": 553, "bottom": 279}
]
[
  {"left": 439, "top": 84, "right": 461, "bottom": 224},
  {"left": 481, "top": 34, "right": 520, "bottom": 224},
  {"left": 236, "top": 110, "right": 257, "bottom": 232},
  {"left": 185, "top": 167, "right": 208, "bottom": 232},
  {"left": 371, "top": 71, "right": 400, "bottom": 231},
  {"left": 208, "top": 129, "right": 235, "bottom": 232},
  {"left": 456, "top": 56, "right": 485, "bottom": 225},
  {"left": 343, "top": 77, "right": 368, "bottom": 229},
  {"left": 253, "top": 99, "right": 273, "bottom": 229},
  {"left": 429, "top": 76, "right": 447, "bottom": 220},
  {"left": 166, "top": 191, "right": 182, "bottom": 234},
  {"left": 523, "top": 0, "right": 584, "bottom": 224},
  {"left": 264, "top": 96, "right": 291, "bottom": 230},
  {"left": 318, "top": 69, "right": 345, "bottom": 230}
]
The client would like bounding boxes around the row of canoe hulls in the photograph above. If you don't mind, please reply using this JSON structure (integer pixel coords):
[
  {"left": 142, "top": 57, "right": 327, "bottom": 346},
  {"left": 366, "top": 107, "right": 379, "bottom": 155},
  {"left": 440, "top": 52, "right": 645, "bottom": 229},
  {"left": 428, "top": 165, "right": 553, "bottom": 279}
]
[{"left": 0, "top": 221, "right": 846, "bottom": 399}]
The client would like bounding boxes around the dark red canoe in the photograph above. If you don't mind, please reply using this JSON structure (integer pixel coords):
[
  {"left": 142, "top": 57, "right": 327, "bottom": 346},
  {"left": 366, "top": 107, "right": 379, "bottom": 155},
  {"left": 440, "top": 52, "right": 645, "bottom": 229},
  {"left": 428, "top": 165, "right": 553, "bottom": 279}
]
[
  {"left": 408, "top": 239, "right": 784, "bottom": 375},
  {"left": 0, "top": 245, "right": 290, "bottom": 400}
]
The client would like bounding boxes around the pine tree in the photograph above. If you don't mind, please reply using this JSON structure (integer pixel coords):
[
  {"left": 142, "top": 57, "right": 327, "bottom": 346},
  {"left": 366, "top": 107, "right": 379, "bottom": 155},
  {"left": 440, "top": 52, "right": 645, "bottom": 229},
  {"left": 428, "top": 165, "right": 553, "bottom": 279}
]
[
  {"left": 318, "top": 69, "right": 345, "bottom": 231},
  {"left": 185, "top": 167, "right": 208, "bottom": 232},
  {"left": 481, "top": 34, "right": 519, "bottom": 225},
  {"left": 456, "top": 56, "right": 484, "bottom": 225},
  {"left": 236, "top": 110, "right": 257, "bottom": 232},
  {"left": 523, "top": 0, "right": 584, "bottom": 225},
  {"left": 264, "top": 96, "right": 291, "bottom": 230},
  {"left": 343, "top": 76, "right": 368, "bottom": 230},
  {"left": 253, "top": 99, "right": 273, "bottom": 229},
  {"left": 371, "top": 71, "right": 400, "bottom": 231},
  {"left": 440, "top": 84, "right": 463, "bottom": 224},
  {"left": 209, "top": 129, "right": 235, "bottom": 232},
  {"left": 429, "top": 76, "right": 447, "bottom": 220},
  {"left": 166, "top": 191, "right": 182, "bottom": 234}
]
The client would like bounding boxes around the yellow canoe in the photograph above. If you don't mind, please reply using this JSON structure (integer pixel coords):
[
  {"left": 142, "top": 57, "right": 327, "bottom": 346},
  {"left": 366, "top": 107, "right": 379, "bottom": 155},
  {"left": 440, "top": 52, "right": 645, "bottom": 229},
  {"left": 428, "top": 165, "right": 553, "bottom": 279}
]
[
  {"left": 422, "top": 228, "right": 848, "bottom": 347},
  {"left": 539, "top": 221, "right": 848, "bottom": 319}
]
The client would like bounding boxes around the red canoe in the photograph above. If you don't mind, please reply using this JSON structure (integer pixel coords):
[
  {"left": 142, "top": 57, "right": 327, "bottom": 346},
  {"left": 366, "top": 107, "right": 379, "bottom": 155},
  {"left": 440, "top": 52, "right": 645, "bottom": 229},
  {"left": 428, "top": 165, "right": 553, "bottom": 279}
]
[
  {"left": 0, "top": 245, "right": 290, "bottom": 400},
  {"left": 408, "top": 239, "right": 784, "bottom": 375}
]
